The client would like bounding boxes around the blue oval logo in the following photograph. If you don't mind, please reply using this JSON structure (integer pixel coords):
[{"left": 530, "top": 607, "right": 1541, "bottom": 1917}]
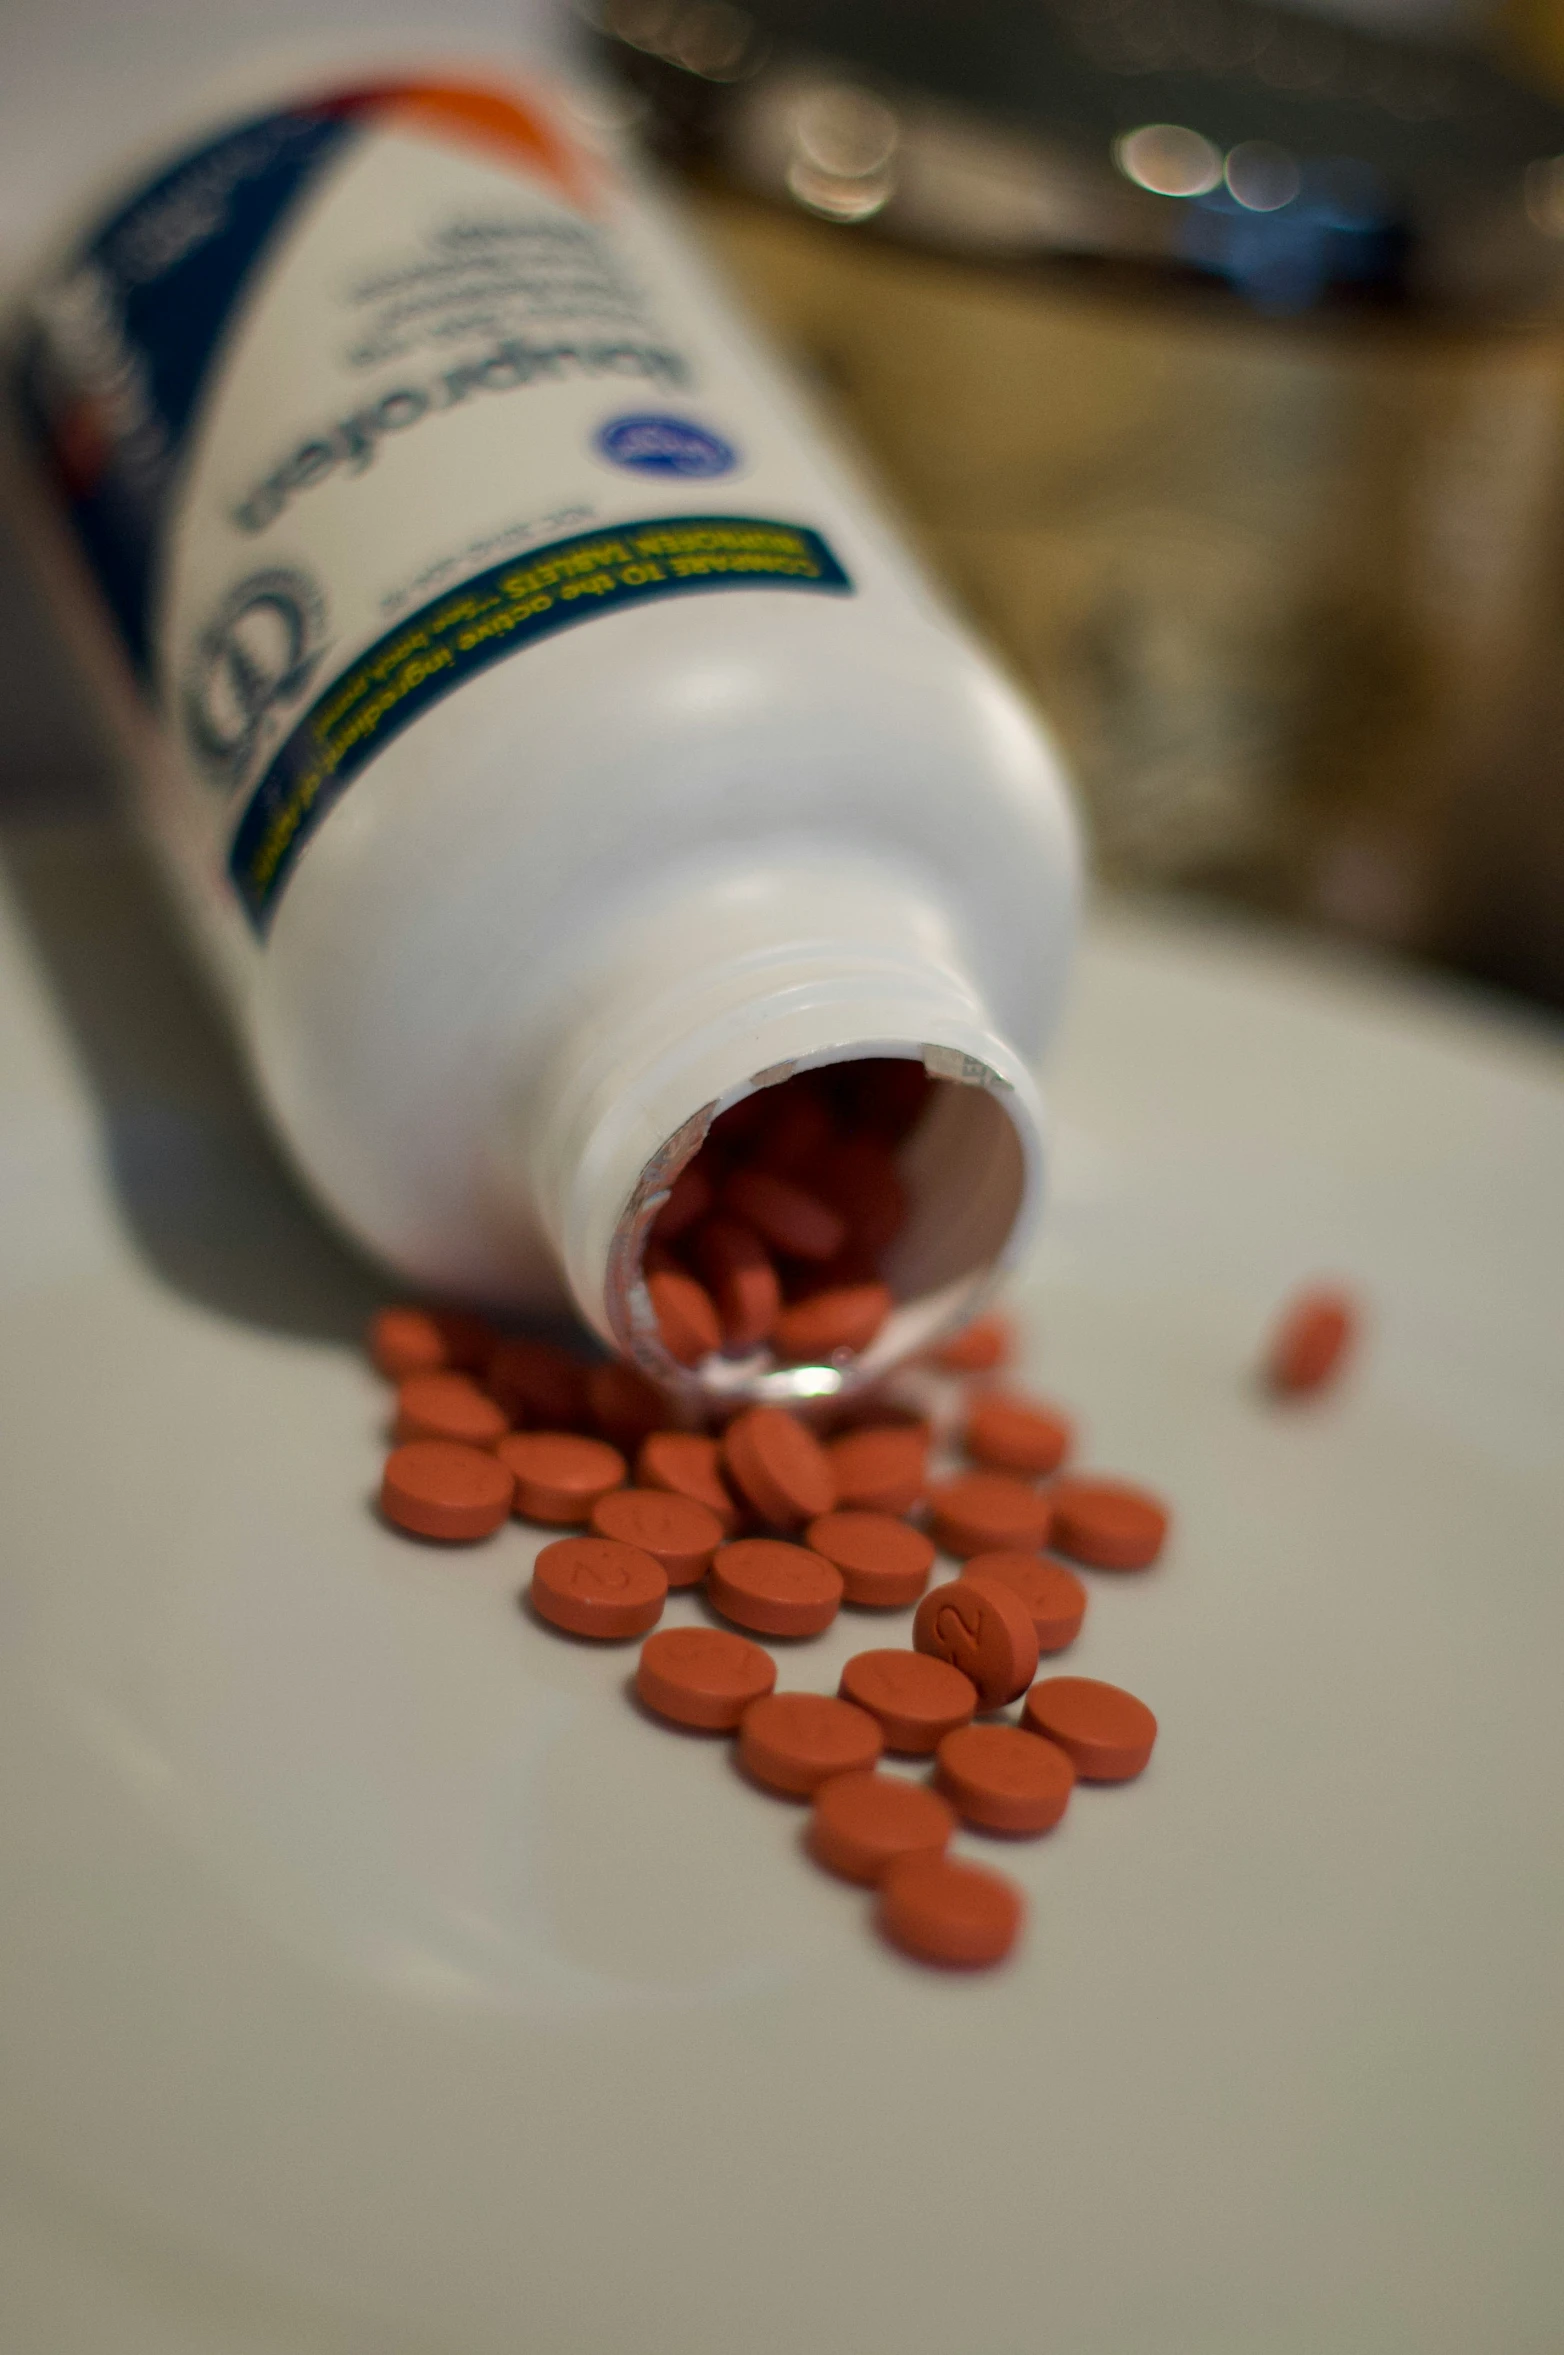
[{"left": 595, "top": 413, "right": 739, "bottom": 477}]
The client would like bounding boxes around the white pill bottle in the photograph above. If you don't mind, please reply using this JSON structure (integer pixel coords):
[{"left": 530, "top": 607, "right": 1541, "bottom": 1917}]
[{"left": 9, "top": 59, "right": 1080, "bottom": 1404}]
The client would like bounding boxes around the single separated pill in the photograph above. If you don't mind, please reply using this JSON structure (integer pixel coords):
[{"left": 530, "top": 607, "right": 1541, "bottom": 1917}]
[
  {"left": 394, "top": 1371, "right": 509, "bottom": 1451},
  {"left": 722, "top": 1405, "right": 837, "bottom": 1526},
  {"left": 826, "top": 1423, "right": 928, "bottom": 1515},
  {"left": 936, "top": 1722, "right": 1075, "bottom": 1834},
  {"left": 964, "top": 1390, "right": 1073, "bottom": 1477},
  {"left": 381, "top": 1440, "right": 514, "bottom": 1542},
  {"left": 1046, "top": 1477, "right": 1168, "bottom": 1570},
  {"left": 962, "top": 1551, "right": 1087, "bottom": 1652},
  {"left": 809, "top": 1772, "right": 955, "bottom": 1885},
  {"left": 913, "top": 1575, "right": 1039, "bottom": 1708},
  {"left": 530, "top": 1535, "right": 667, "bottom": 1640},
  {"left": 878, "top": 1852, "right": 1023, "bottom": 1968},
  {"left": 590, "top": 1487, "right": 723, "bottom": 1585},
  {"left": 839, "top": 1649, "right": 977, "bottom": 1753},
  {"left": 1265, "top": 1285, "right": 1359, "bottom": 1395},
  {"left": 738, "top": 1691, "right": 883, "bottom": 1795},
  {"left": 804, "top": 1510, "right": 935, "bottom": 1607},
  {"left": 497, "top": 1431, "right": 626, "bottom": 1523},
  {"left": 637, "top": 1430, "right": 740, "bottom": 1530},
  {"left": 636, "top": 1626, "right": 776, "bottom": 1729},
  {"left": 1022, "top": 1676, "right": 1158, "bottom": 1780},
  {"left": 708, "top": 1539, "right": 843, "bottom": 1637},
  {"left": 928, "top": 1471, "right": 1052, "bottom": 1558}
]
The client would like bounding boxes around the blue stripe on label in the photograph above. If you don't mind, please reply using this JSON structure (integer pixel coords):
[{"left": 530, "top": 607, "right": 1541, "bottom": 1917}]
[
  {"left": 226, "top": 513, "right": 853, "bottom": 932},
  {"left": 15, "top": 105, "right": 359, "bottom": 678}
]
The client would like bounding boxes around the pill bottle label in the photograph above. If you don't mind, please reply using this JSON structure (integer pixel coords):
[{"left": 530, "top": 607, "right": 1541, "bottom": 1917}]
[{"left": 14, "top": 75, "right": 855, "bottom": 937}]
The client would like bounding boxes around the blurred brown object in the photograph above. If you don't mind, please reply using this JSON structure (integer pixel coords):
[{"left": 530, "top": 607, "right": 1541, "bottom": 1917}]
[
  {"left": 695, "top": 193, "right": 1564, "bottom": 964},
  {"left": 597, "top": 0, "right": 1564, "bottom": 1002}
]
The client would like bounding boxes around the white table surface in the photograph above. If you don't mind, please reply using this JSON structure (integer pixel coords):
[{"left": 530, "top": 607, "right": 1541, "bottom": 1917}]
[{"left": 1, "top": 809, "right": 1560, "bottom": 2355}]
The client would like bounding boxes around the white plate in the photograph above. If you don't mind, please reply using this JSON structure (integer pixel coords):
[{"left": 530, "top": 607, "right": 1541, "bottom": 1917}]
[{"left": 2, "top": 825, "right": 1561, "bottom": 2355}]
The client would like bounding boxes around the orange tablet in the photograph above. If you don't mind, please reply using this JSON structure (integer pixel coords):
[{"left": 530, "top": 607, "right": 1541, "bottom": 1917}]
[
  {"left": 928, "top": 1471, "right": 1052, "bottom": 1559},
  {"left": 1046, "top": 1478, "right": 1168, "bottom": 1571},
  {"left": 380, "top": 1440, "right": 514, "bottom": 1542},
  {"left": 839, "top": 1649, "right": 977, "bottom": 1753},
  {"left": 529, "top": 1535, "right": 667, "bottom": 1640},
  {"left": 708, "top": 1539, "right": 843, "bottom": 1638},
  {"left": 1022, "top": 1676, "right": 1158, "bottom": 1781},
  {"left": 809, "top": 1772, "right": 954, "bottom": 1885},
  {"left": 636, "top": 1626, "right": 776, "bottom": 1730},
  {"left": 877, "top": 1852, "right": 1023, "bottom": 1968},
  {"left": 936, "top": 1722, "right": 1075, "bottom": 1835},
  {"left": 804, "top": 1511, "right": 935, "bottom": 1608},
  {"left": 590, "top": 1488, "right": 724, "bottom": 1586},
  {"left": 912, "top": 1576, "right": 1039, "bottom": 1709},
  {"left": 738, "top": 1691, "right": 883, "bottom": 1796}
]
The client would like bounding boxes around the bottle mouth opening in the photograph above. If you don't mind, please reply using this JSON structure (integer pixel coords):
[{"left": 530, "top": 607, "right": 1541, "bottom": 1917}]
[{"left": 605, "top": 1044, "right": 1034, "bottom": 1407}]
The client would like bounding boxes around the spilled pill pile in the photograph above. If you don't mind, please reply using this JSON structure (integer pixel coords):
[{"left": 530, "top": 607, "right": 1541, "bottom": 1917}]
[{"left": 367, "top": 1295, "right": 1176, "bottom": 1971}]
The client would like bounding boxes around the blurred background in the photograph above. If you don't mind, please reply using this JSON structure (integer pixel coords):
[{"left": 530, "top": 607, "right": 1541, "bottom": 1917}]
[
  {"left": 587, "top": 0, "right": 1564, "bottom": 1011},
  {"left": 6, "top": 0, "right": 1564, "bottom": 1008}
]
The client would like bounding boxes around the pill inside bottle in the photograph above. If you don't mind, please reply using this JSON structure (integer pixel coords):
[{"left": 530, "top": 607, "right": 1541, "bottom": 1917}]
[{"left": 606, "top": 1057, "right": 1037, "bottom": 1409}]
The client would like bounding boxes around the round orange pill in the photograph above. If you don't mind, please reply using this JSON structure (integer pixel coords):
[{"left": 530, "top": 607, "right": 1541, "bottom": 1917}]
[
  {"left": 913, "top": 1575, "right": 1039, "bottom": 1708},
  {"left": 496, "top": 1431, "right": 626, "bottom": 1524},
  {"left": 721, "top": 1168, "right": 847, "bottom": 1263},
  {"left": 486, "top": 1336, "right": 590, "bottom": 1431},
  {"left": 1022, "top": 1676, "right": 1158, "bottom": 1780},
  {"left": 878, "top": 1852, "right": 1023, "bottom": 1968},
  {"left": 369, "top": 1305, "right": 452, "bottom": 1381},
  {"left": 804, "top": 1510, "right": 935, "bottom": 1607},
  {"left": 826, "top": 1423, "right": 928, "bottom": 1516},
  {"left": 589, "top": 1487, "right": 723, "bottom": 1586},
  {"left": 636, "top": 1625, "right": 776, "bottom": 1729},
  {"left": 530, "top": 1535, "right": 667, "bottom": 1640},
  {"left": 928, "top": 1311, "right": 1015, "bottom": 1375},
  {"left": 637, "top": 1430, "right": 740, "bottom": 1531},
  {"left": 928, "top": 1470, "right": 1052, "bottom": 1559},
  {"left": 936, "top": 1722, "right": 1075, "bottom": 1834},
  {"left": 962, "top": 1551, "right": 1086, "bottom": 1652},
  {"left": 738, "top": 1690, "right": 883, "bottom": 1796},
  {"left": 393, "top": 1372, "right": 509, "bottom": 1451},
  {"left": 691, "top": 1217, "right": 781, "bottom": 1352},
  {"left": 809, "top": 1771, "right": 954, "bottom": 1885},
  {"left": 587, "top": 1361, "right": 670, "bottom": 1453},
  {"left": 772, "top": 1281, "right": 894, "bottom": 1364},
  {"left": 646, "top": 1268, "right": 721, "bottom": 1367},
  {"left": 1265, "top": 1285, "right": 1359, "bottom": 1396},
  {"left": 380, "top": 1440, "right": 514, "bottom": 1542},
  {"left": 838, "top": 1648, "right": 977, "bottom": 1753},
  {"left": 1046, "top": 1477, "right": 1168, "bottom": 1571},
  {"left": 708, "top": 1538, "right": 843, "bottom": 1637},
  {"left": 722, "top": 1405, "right": 837, "bottom": 1526},
  {"left": 964, "top": 1390, "right": 1073, "bottom": 1478}
]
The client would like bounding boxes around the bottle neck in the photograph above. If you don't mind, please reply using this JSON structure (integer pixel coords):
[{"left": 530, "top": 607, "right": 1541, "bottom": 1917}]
[{"left": 524, "top": 853, "right": 1046, "bottom": 1407}]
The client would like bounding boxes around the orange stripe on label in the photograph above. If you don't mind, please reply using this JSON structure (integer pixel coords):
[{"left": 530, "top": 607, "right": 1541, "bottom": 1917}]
[{"left": 338, "top": 79, "right": 596, "bottom": 209}]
